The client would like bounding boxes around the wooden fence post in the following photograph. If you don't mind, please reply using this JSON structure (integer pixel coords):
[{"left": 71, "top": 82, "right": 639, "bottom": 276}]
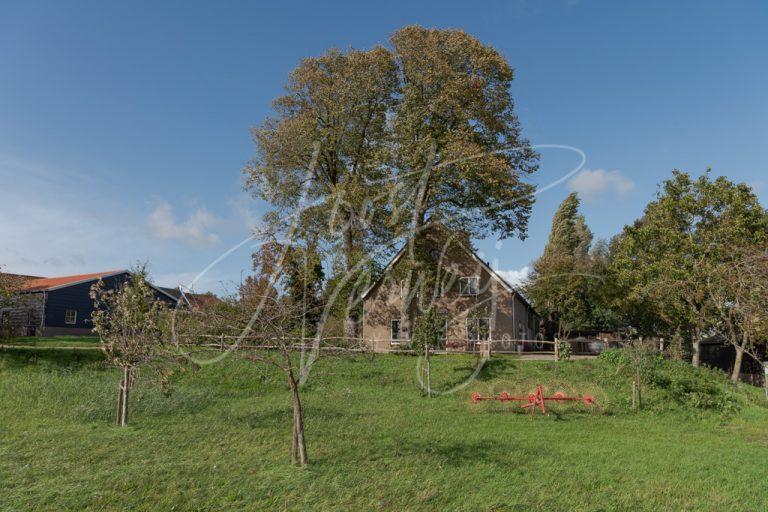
[{"left": 631, "top": 380, "right": 637, "bottom": 411}]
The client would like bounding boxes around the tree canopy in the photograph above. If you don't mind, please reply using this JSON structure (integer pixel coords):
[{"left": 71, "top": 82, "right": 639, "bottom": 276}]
[
  {"left": 609, "top": 170, "right": 768, "bottom": 365},
  {"left": 244, "top": 25, "right": 539, "bottom": 336},
  {"left": 526, "top": 193, "right": 617, "bottom": 338}
]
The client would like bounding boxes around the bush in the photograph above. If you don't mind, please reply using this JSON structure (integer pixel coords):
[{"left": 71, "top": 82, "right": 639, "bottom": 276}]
[
  {"left": 598, "top": 347, "right": 741, "bottom": 413},
  {"left": 556, "top": 340, "right": 572, "bottom": 361}
]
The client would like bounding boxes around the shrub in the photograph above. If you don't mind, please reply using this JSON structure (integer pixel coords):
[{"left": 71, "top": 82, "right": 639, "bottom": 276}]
[{"left": 599, "top": 347, "right": 742, "bottom": 413}]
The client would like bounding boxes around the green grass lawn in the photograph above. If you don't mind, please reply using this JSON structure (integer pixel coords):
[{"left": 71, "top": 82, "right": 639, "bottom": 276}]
[{"left": 1, "top": 346, "right": 767, "bottom": 511}]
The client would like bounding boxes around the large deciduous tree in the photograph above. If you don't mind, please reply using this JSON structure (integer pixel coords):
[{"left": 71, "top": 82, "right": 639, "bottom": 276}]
[
  {"left": 388, "top": 26, "right": 539, "bottom": 338},
  {"left": 244, "top": 46, "right": 398, "bottom": 338},
  {"left": 390, "top": 25, "right": 538, "bottom": 239},
  {"left": 610, "top": 170, "right": 768, "bottom": 365},
  {"left": 245, "top": 26, "right": 539, "bottom": 341}
]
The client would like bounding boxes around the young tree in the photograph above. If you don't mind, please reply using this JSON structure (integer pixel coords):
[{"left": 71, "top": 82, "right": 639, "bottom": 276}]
[
  {"left": 410, "top": 307, "right": 445, "bottom": 398},
  {"left": 610, "top": 171, "right": 768, "bottom": 366},
  {"left": 176, "top": 289, "right": 317, "bottom": 467},
  {"left": 238, "top": 295, "right": 313, "bottom": 466},
  {"left": 90, "top": 270, "right": 169, "bottom": 426}
]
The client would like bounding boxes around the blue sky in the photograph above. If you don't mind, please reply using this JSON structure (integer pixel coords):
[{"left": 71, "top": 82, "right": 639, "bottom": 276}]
[{"left": 1, "top": 0, "right": 766, "bottom": 292}]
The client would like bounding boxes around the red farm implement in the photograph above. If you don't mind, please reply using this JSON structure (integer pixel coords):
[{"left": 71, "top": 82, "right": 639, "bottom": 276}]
[{"left": 471, "top": 384, "right": 596, "bottom": 415}]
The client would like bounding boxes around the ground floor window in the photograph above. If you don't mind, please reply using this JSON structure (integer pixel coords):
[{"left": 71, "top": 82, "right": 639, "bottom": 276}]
[
  {"left": 391, "top": 319, "right": 400, "bottom": 343},
  {"left": 467, "top": 317, "right": 490, "bottom": 342},
  {"left": 434, "top": 319, "right": 448, "bottom": 349},
  {"left": 65, "top": 309, "right": 77, "bottom": 325}
]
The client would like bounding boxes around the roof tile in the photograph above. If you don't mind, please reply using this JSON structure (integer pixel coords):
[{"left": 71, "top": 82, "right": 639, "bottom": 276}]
[{"left": 21, "top": 270, "right": 126, "bottom": 292}]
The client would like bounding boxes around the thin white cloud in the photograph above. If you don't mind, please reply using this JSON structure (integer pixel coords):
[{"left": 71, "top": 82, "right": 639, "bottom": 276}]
[
  {"left": 496, "top": 266, "right": 530, "bottom": 287},
  {"left": 568, "top": 168, "right": 635, "bottom": 201},
  {"left": 0, "top": 154, "right": 138, "bottom": 275},
  {"left": 147, "top": 203, "right": 220, "bottom": 247},
  {"left": 0, "top": 152, "right": 250, "bottom": 293},
  {"left": 228, "top": 195, "right": 260, "bottom": 231}
]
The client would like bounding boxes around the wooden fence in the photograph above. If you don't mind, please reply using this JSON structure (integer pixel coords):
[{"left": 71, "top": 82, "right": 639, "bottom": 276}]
[{"left": 175, "top": 334, "right": 629, "bottom": 357}]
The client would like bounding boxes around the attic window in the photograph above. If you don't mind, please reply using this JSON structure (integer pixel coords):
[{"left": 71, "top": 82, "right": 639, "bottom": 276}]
[
  {"left": 64, "top": 309, "right": 77, "bottom": 325},
  {"left": 459, "top": 276, "right": 479, "bottom": 296}
]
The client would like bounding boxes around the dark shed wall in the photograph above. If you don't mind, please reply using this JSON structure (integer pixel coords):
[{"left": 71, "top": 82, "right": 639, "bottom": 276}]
[
  {"left": 44, "top": 273, "right": 132, "bottom": 330},
  {"left": 43, "top": 273, "right": 177, "bottom": 332}
]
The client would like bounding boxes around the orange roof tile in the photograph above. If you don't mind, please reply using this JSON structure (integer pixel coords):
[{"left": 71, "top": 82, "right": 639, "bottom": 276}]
[{"left": 21, "top": 270, "right": 127, "bottom": 292}]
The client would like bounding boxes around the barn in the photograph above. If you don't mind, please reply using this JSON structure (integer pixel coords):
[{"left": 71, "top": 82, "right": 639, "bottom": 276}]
[{"left": 3, "top": 270, "right": 178, "bottom": 337}]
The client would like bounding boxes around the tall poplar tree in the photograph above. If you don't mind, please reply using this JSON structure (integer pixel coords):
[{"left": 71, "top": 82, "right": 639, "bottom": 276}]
[{"left": 526, "top": 193, "right": 612, "bottom": 338}]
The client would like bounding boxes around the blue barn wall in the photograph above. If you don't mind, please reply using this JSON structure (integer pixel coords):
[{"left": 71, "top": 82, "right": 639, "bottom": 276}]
[{"left": 43, "top": 273, "right": 177, "bottom": 333}]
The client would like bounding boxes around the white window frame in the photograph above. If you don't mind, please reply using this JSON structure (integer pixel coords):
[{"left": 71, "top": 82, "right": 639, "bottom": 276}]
[
  {"left": 459, "top": 276, "right": 479, "bottom": 296},
  {"left": 466, "top": 317, "right": 491, "bottom": 342},
  {"left": 64, "top": 309, "right": 77, "bottom": 325},
  {"left": 390, "top": 319, "right": 400, "bottom": 344}
]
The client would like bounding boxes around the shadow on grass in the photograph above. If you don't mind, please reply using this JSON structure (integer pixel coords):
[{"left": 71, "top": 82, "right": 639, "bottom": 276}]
[
  {"left": 477, "top": 357, "right": 518, "bottom": 381},
  {"left": 429, "top": 356, "right": 519, "bottom": 393},
  {"left": 0, "top": 347, "right": 104, "bottom": 369},
  {"left": 383, "top": 438, "right": 546, "bottom": 468}
]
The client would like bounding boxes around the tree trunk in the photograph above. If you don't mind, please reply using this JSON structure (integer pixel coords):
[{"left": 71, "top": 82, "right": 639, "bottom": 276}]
[
  {"left": 115, "top": 373, "right": 124, "bottom": 425},
  {"left": 425, "top": 342, "right": 432, "bottom": 398},
  {"left": 691, "top": 329, "right": 701, "bottom": 367},
  {"left": 288, "top": 372, "right": 308, "bottom": 466},
  {"left": 116, "top": 365, "right": 131, "bottom": 427},
  {"left": 343, "top": 311, "right": 357, "bottom": 341},
  {"left": 731, "top": 345, "right": 745, "bottom": 383},
  {"left": 341, "top": 216, "right": 358, "bottom": 340},
  {"left": 691, "top": 340, "right": 701, "bottom": 367}
]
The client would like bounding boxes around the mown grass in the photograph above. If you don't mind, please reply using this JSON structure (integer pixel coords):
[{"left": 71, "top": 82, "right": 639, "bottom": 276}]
[{"left": 1, "top": 346, "right": 767, "bottom": 511}]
